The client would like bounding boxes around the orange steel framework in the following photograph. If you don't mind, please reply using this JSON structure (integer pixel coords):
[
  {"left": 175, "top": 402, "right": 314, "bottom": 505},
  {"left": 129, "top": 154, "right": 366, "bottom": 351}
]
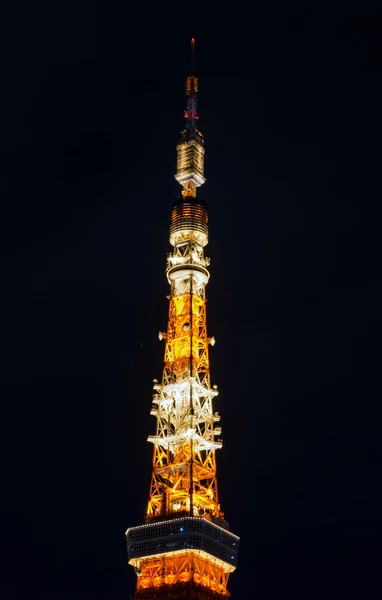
[{"left": 126, "top": 39, "right": 239, "bottom": 600}]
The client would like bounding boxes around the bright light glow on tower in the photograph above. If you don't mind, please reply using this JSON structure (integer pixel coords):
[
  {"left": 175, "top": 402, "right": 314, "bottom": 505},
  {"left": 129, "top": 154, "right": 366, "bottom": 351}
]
[{"left": 126, "top": 39, "right": 239, "bottom": 600}]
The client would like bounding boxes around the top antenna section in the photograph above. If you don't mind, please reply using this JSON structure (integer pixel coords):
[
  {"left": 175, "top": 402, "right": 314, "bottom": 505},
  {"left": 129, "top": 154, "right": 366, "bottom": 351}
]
[
  {"left": 191, "top": 38, "right": 195, "bottom": 75},
  {"left": 186, "top": 38, "right": 198, "bottom": 98}
]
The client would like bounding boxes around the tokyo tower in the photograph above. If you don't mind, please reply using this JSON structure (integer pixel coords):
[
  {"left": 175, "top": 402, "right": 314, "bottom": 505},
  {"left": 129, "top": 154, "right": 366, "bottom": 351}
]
[{"left": 125, "top": 39, "right": 240, "bottom": 599}]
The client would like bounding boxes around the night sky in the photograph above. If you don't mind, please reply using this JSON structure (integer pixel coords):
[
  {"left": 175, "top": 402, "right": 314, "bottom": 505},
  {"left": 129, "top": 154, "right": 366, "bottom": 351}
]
[{"left": 2, "top": 2, "right": 382, "bottom": 599}]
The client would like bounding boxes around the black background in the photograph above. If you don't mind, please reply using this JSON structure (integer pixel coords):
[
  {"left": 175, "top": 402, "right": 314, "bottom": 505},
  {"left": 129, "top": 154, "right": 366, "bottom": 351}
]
[{"left": 1, "top": 2, "right": 381, "bottom": 599}]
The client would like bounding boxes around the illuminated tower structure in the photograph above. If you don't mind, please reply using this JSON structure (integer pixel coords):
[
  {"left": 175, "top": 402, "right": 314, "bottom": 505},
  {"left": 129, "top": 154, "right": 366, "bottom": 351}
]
[{"left": 126, "top": 39, "right": 239, "bottom": 600}]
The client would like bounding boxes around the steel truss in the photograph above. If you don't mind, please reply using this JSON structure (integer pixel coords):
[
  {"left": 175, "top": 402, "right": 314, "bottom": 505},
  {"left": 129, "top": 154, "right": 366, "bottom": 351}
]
[{"left": 147, "top": 230, "right": 224, "bottom": 521}]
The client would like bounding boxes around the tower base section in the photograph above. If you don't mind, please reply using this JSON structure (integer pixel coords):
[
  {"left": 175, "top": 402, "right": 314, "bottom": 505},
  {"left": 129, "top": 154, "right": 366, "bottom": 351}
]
[
  {"left": 135, "top": 581, "right": 229, "bottom": 600},
  {"left": 135, "top": 554, "right": 231, "bottom": 599}
]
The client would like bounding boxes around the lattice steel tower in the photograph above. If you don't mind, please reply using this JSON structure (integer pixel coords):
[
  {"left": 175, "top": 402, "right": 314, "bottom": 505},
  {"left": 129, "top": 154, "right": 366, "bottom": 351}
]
[{"left": 126, "top": 39, "right": 240, "bottom": 600}]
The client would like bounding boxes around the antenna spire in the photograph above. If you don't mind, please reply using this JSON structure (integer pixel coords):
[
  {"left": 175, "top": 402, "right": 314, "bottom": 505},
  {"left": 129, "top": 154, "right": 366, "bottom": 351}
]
[
  {"left": 191, "top": 37, "right": 195, "bottom": 76},
  {"left": 175, "top": 39, "right": 205, "bottom": 198},
  {"left": 186, "top": 38, "right": 198, "bottom": 99}
]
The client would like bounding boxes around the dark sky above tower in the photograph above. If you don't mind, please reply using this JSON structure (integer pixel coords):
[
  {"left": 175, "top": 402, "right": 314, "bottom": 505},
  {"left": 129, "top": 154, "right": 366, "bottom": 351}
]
[{"left": 1, "top": 2, "right": 381, "bottom": 600}]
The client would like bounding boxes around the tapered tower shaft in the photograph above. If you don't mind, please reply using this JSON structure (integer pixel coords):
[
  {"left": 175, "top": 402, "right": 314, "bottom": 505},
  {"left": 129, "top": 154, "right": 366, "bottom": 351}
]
[{"left": 126, "top": 40, "right": 239, "bottom": 600}]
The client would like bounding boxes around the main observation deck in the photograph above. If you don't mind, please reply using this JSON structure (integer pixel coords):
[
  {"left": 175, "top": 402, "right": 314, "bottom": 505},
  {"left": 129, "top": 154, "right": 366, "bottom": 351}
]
[{"left": 126, "top": 517, "right": 239, "bottom": 572}]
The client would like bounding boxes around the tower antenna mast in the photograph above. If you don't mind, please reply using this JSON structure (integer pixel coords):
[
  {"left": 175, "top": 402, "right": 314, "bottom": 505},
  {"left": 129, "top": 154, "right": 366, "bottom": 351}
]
[{"left": 191, "top": 37, "right": 195, "bottom": 77}]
